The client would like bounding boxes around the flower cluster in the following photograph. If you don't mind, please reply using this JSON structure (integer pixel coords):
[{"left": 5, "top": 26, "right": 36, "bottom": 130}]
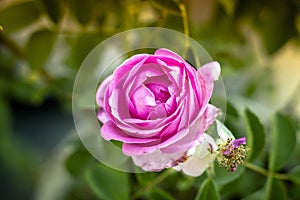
[{"left": 217, "top": 137, "right": 249, "bottom": 172}]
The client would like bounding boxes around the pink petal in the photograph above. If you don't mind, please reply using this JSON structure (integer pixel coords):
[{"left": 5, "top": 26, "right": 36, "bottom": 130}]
[
  {"left": 96, "top": 75, "right": 113, "bottom": 107},
  {"left": 109, "top": 54, "right": 149, "bottom": 91},
  {"left": 97, "top": 109, "right": 110, "bottom": 123},
  {"left": 122, "top": 126, "right": 188, "bottom": 155},
  {"left": 101, "top": 121, "right": 158, "bottom": 143},
  {"left": 148, "top": 104, "right": 168, "bottom": 120},
  {"left": 160, "top": 118, "right": 204, "bottom": 154},
  {"left": 203, "top": 104, "right": 219, "bottom": 131},
  {"left": 196, "top": 62, "right": 220, "bottom": 114},
  {"left": 130, "top": 85, "right": 156, "bottom": 119},
  {"left": 155, "top": 48, "right": 185, "bottom": 63},
  {"left": 197, "top": 61, "right": 220, "bottom": 82},
  {"left": 161, "top": 104, "right": 218, "bottom": 154}
]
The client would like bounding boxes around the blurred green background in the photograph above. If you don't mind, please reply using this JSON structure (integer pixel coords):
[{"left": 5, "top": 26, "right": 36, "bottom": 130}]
[{"left": 0, "top": 0, "right": 299, "bottom": 199}]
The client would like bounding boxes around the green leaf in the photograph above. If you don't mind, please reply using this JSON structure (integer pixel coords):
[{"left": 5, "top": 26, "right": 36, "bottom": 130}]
[
  {"left": 26, "top": 29, "right": 56, "bottom": 69},
  {"left": 65, "top": 147, "right": 94, "bottom": 177},
  {"left": 0, "top": 1, "right": 40, "bottom": 32},
  {"left": 245, "top": 108, "right": 266, "bottom": 161},
  {"left": 226, "top": 101, "right": 239, "bottom": 118},
  {"left": 269, "top": 113, "right": 297, "bottom": 171},
  {"left": 214, "top": 165, "right": 245, "bottom": 186},
  {"left": 288, "top": 165, "right": 300, "bottom": 186},
  {"left": 85, "top": 163, "right": 129, "bottom": 200},
  {"left": 149, "top": 188, "right": 175, "bottom": 200},
  {"left": 69, "top": 0, "right": 96, "bottom": 25},
  {"left": 195, "top": 178, "right": 220, "bottom": 200},
  {"left": 242, "top": 187, "right": 264, "bottom": 200},
  {"left": 40, "top": 0, "right": 62, "bottom": 23},
  {"left": 68, "top": 33, "right": 104, "bottom": 69},
  {"left": 259, "top": 3, "right": 297, "bottom": 54},
  {"left": 265, "top": 177, "right": 288, "bottom": 200},
  {"left": 136, "top": 172, "right": 156, "bottom": 185}
]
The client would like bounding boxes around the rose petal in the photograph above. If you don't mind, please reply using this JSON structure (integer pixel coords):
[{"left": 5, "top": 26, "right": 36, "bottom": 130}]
[
  {"left": 109, "top": 54, "right": 149, "bottom": 91},
  {"left": 203, "top": 104, "right": 219, "bottom": 130},
  {"left": 161, "top": 104, "right": 218, "bottom": 154},
  {"left": 130, "top": 84, "right": 156, "bottom": 119},
  {"left": 97, "top": 109, "right": 110, "bottom": 124},
  {"left": 125, "top": 63, "right": 167, "bottom": 96},
  {"left": 174, "top": 152, "right": 215, "bottom": 177},
  {"left": 122, "top": 126, "right": 188, "bottom": 155},
  {"left": 96, "top": 75, "right": 113, "bottom": 107},
  {"left": 195, "top": 134, "right": 217, "bottom": 159},
  {"left": 101, "top": 121, "right": 159, "bottom": 143},
  {"left": 131, "top": 150, "right": 184, "bottom": 171},
  {"left": 160, "top": 116, "right": 203, "bottom": 154},
  {"left": 149, "top": 104, "right": 168, "bottom": 120},
  {"left": 154, "top": 48, "right": 186, "bottom": 63},
  {"left": 174, "top": 134, "right": 217, "bottom": 177},
  {"left": 196, "top": 62, "right": 220, "bottom": 113},
  {"left": 198, "top": 61, "right": 221, "bottom": 82}
]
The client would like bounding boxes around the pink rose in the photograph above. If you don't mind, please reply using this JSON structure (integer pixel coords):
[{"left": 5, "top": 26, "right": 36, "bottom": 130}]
[{"left": 96, "top": 48, "right": 220, "bottom": 171}]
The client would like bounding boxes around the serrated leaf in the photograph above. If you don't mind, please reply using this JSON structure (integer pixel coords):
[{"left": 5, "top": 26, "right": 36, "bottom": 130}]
[
  {"left": 245, "top": 108, "right": 266, "bottom": 161},
  {"left": 149, "top": 188, "right": 175, "bottom": 200},
  {"left": 26, "top": 29, "right": 56, "bottom": 69},
  {"left": 40, "top": 0, "right": 62, "bottom": 23},
  {"left": 85, "top": 163, "right": 129, "bottom": 200},
  {"left": 265, "top": 177, "right": 288, "bottom": 200},
  {"left": 214, "top": 165, "right": 245, "bottom": 186},
  {"left": 69, "top": 0, "right": 96, "bottom": 25},
  {"left": 0, "top": 1, "right": 40, "bottom": 32},
  {"left": 288, "top": 165, "right": 300, "bottom": 186},
  {"left": 269, "top": 113, "right": 296, "bottom": 171},
  {"left": 195, "top": 178, "right": 220, "bottom": 200}
]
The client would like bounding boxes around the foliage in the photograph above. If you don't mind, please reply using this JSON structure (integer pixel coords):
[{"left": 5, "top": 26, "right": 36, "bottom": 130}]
[{"left": 0, "top": 0, "right": 299, "bottom": 199}]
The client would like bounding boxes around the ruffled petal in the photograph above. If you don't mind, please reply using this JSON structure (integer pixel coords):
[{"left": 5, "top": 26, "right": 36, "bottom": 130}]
[
  {"left": 101, "top": 121, "right": 158, "bottom": 143},
  {"left": 130, "top": 84, "right": 156, "bottom": 119},
  {"left": 174, "top": 134, "right": 217, "bottom": 177},
  {"left": 197, "top": 61, "right": 221, "bottom": 82},
  {"left": 154, "top": 48, "right": 185, "bottom": 63},
  {"left": 96, "top": 75, "right": 113, "bottom": 107},
  {"left": 109, "top": 54, "right": 149, "bottom": 91},
  {"left": 131, "top": 150, "right": 184, "bottom": 171}
]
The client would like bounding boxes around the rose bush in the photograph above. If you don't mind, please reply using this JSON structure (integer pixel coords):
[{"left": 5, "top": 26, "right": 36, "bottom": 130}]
[{"left": 96, "top": 48, "right": 220, "bottom": 171}]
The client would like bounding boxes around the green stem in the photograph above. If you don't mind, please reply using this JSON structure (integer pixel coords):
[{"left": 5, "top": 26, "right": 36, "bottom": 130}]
[
  {"left": 177, "top": 2, "right": 190, "bottom": 52},
  {"left": 244, "top": 162, "right": 289, "bottom": 181},
  {"left": 0, "top": 32, "right": 24, "bottom": 58},
  {"left": 131, "top": 169, "right": 175, "bottom": 199},
  {"left": 178, "top": 3, "right": 190, "bottom": 37}
]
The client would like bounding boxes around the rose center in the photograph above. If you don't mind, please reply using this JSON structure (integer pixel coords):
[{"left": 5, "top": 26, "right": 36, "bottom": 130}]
[{"left": 145, "top": 83, "right": 171, "bottom": 104}]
